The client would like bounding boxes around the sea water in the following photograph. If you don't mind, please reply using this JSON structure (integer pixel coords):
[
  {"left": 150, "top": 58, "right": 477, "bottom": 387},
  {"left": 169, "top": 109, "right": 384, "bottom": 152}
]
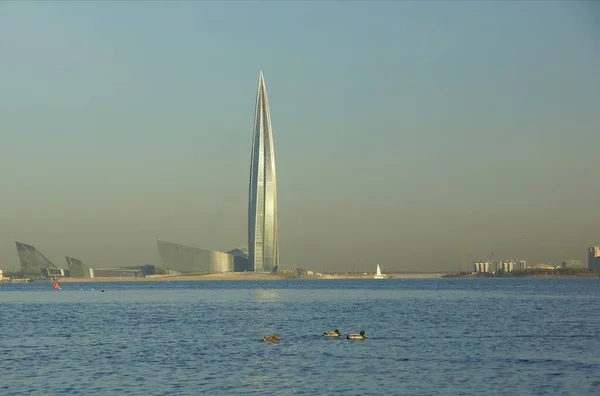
[{"left": 1, "top": 278, "right": 599, "bottom": 395}]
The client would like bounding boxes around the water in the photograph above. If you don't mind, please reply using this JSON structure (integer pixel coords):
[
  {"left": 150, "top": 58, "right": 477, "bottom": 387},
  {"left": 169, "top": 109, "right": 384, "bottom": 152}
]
[{"left": 1, "top": 278, "right": 599, "bottom": 395}]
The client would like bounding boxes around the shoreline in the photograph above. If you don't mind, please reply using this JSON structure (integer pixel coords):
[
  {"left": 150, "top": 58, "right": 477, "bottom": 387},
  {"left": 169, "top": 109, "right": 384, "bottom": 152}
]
[
  {"left": 52, "top": 273, "right": 447, "bottom": 282},
  {"left": 5, "top": 272, "right": 598, "bottom": 283},
  {"left": 443, "top": 272, "right": 599, "bottom": 279}
]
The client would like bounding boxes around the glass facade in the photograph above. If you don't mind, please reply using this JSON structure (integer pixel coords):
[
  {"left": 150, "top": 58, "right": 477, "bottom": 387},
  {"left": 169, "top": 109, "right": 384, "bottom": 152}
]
[
  {"left": 248, "top": 71, "right": 279, "bottom": 273},
  {"left": 15, "top": 241, "right": 62, "bottom": 279},
  {"left": 157, "top": 240, "right": 250, "bottom": 274},
  {"left": 66, "top": 256, "right": 94, "bottom": 278}
]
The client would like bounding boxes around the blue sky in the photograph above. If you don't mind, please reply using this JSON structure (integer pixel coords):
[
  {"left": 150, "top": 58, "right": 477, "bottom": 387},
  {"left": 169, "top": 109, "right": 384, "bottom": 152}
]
[{"left": 0, "top": 1, "right": 598, "bottom": 272}]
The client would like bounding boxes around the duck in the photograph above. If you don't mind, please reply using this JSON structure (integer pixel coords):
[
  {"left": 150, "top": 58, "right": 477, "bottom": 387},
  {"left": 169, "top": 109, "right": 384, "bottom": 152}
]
[
  {"left": 263, "top": 334, "right": 279, "bottom": 342},
  {"left": 346, "top": 331, "right": 366, "bottom": 339},
  {"left": 323, "top": 329, "right": 342, "bottom": 337}
]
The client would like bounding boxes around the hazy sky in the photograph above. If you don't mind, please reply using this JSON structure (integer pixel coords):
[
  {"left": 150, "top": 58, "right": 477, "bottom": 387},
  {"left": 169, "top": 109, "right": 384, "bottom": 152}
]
[{"left": 1, "top": 1, "right": 599, "bottom": 272}]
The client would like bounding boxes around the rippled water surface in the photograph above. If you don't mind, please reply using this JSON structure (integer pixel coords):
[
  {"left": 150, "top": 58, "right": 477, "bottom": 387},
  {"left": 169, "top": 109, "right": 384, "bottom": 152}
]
[{"left": 1, "top": 278, "right": 599, "bottom": 395}]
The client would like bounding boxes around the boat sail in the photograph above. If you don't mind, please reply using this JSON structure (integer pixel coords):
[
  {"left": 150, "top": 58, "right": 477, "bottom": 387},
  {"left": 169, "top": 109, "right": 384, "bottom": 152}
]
[{"left": 374, "top": 264, "right": 385, "bottom": 279}]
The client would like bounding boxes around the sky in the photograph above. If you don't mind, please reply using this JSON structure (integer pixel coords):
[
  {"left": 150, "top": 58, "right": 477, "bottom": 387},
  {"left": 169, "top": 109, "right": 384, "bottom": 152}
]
[{"left": 0, "top": 1, "right": 599, "bottom": 273}]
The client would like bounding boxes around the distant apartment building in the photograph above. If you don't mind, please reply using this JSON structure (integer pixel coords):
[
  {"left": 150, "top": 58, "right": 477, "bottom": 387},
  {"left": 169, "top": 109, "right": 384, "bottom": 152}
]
[
  {"left": 561, "top": 260, "right": 586, "bottom": 269},
  {"left": 502, "top": 261, "right": 512, "bottom": 272},
  {"left": 473, "top": 259, "right": 526, "bottom": 273},
  {"left": 589, "top": 246, "right": 600, "bottom": 270},
  {"left": 0, "top": 268, "right": 3, "bottom": 280},
  {"left": 474, "top": 262, "right": 490, "bottom": 273},
  {"left": 504, "top": 260, "right": 526, "bottom": 271}
]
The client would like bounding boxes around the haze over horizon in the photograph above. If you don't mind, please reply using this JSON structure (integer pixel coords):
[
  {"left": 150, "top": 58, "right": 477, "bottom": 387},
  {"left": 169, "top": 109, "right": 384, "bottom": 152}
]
[{"left": 1, "top": 1, "right": 599, "bottom": 273}]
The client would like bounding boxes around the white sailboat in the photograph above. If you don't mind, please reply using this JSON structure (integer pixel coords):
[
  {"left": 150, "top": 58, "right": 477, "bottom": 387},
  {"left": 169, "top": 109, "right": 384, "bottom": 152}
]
[{"left": 374, "top": 264, "right": 385, "bottom": 279}]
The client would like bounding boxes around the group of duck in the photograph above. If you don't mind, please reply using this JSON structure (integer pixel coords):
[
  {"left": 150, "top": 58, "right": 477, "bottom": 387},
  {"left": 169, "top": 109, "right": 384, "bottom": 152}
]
[{"left": 262, "top": 330, "right": 366, "bottom": 342}]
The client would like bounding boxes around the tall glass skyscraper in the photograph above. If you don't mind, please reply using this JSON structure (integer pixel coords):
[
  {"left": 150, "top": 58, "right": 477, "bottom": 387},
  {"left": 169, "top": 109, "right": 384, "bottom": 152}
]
[{"left": 248, "top": 71, "right": 279, "bottom": 272}]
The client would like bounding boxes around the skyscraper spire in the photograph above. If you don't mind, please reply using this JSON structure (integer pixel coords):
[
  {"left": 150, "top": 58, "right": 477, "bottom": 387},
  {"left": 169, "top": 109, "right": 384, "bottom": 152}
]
[{"left": 248, "top": 71, "right": 279, "bottom": 272}]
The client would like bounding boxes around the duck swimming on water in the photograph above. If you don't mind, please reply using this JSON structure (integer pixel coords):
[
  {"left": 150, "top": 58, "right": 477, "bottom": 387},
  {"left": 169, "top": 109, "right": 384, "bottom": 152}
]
[
  {"left": 263, "top": 334, "right": 279, "bottom": 342},
  {"left": 323, "top": 329, "right": 341, "bottom": 337},
  {"left": 346, "top": 331, "right": 366, "bottom": 339}
]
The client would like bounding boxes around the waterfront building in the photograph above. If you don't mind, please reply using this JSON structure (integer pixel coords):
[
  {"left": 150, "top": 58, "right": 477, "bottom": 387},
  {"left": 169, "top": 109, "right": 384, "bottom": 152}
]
[
  {"left": 92, "top": 266, "right": 151, "bottom": 278},
  {"left": 248, "top": 71, "right": 279, "bottom": 273},
  {"left": 502, "top": 261, "right": 514, "bottom": 272},
  {"left": 15, "top": 242, "right": 64, "bottom": 279},
  {"left": 474, "top": 261, "right": 490, "bottom": 273},
  {"left": 66, "top": 256, "right": 152, "bottom": 278},
  {"left": 66, "top": 257, "right": 95, "bottom": 278},
  {"left": 157, "top": 240, "right": 250, "bottom": 274},
  {"left": 502, "top": 260, "right": 527, "bottom": 271},
  {"left": 490, "top": 260, "right": 501, "bottom": 272},
  {"left": 473, "top": 259, "right": 526, "bottom": 273},
  {"left": 561, "top": 259, "right": 586, "bottom": 269},
  {"left": 589, "top": 246, "right": 600, "bottom": 270}
]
